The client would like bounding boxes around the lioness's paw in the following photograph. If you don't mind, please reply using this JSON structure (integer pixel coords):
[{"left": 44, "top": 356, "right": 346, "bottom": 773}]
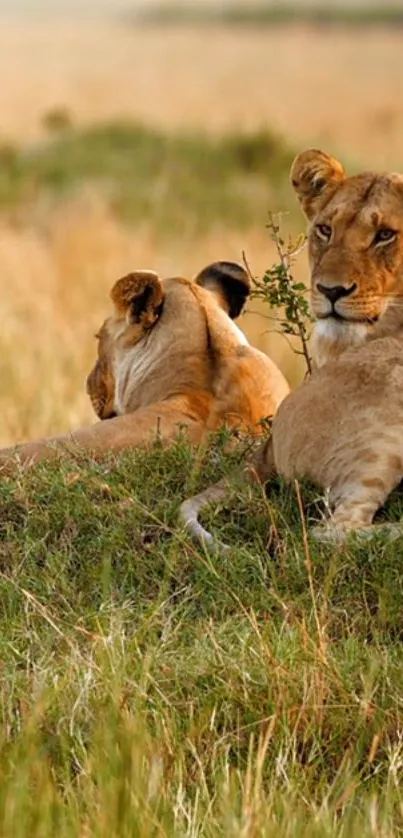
[
  {"left": 311, "top": 521, "right": 403, "bottom": 545},
  {"left": 311, "top": 523, "right": 349, "bottom": 545}
]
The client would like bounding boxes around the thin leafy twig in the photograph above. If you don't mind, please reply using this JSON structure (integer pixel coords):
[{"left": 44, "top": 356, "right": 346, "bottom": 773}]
[
  {"left": 241, "top": 249, "right": 256, "bottom": 288},
  {"left": 248, "top": 213, "right": 312, "bottom": 374}
]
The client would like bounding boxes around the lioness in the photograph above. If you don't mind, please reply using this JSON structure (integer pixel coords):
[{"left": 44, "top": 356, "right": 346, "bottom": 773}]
[
  {"left": 180, "top": 150, "right": 403, "bottom": 546},
  {"left": 0, "top": 261, "right": 289, "bottom": 472}
]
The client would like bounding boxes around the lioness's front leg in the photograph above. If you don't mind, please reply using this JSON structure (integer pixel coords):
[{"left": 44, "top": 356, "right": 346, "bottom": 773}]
[
  {"left": 312, "top": 455, "right": 403, "bottom": 544},
  {"left": 0, "top": 401, "right": 207, "bottom": 474}
]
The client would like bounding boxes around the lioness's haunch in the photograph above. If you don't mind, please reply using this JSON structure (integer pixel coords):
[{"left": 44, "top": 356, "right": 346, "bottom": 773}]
[
  {"left": 180, "top": 150, "right": 403, "bottom": 546},
  {"left": 0, "top": 261, "right": 289, "bottom": 472}
]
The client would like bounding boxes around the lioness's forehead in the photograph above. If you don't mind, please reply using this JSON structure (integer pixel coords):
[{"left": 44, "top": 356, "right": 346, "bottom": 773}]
[{"left": 320, "top": 173, "right": 403, "bottom": 227}]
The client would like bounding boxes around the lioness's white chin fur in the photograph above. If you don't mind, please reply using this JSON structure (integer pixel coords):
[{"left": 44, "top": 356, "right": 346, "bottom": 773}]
[{"left": 312, "top": 319, "right": 370, "bottom": 367}]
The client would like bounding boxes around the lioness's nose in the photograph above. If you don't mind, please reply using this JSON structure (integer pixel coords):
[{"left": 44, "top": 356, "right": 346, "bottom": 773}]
[{"left": 316, "top": 283, "right": 357, "bottom": 304}]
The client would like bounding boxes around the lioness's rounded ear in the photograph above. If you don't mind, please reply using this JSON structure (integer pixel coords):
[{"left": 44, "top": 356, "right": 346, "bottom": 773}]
[
  {"left": 290, "top": 149, "right": 346, "bottom": 220},
  {"left": 194, "top": 261, "right": 250, "bottom": 319},
  {"left": 110, "top": 271, "right": 164, "bottom": 328}
]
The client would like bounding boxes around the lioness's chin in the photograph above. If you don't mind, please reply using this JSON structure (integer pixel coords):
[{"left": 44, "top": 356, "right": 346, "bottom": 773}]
[
  {"left": 312, "top": 317, "right": 371, "bottom": 367},
  {"left": 315, "top": 312, "right": 379, "bottom": 325},
  {"left": 315, "top": 316, "right": 371, "bottom": 335}
]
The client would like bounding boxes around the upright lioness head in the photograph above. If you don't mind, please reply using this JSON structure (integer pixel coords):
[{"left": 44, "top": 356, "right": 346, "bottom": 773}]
[{"left": 291, "top": 149, "right": 403, "bottom": 366}]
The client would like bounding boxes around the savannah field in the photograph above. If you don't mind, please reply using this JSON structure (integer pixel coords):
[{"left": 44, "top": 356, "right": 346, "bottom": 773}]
[
  {"left": 1, "top": 14, "right": 403, "bottom": 441},
  {"left": 1, "top": 8, "right": 403, "bottom": 837}
]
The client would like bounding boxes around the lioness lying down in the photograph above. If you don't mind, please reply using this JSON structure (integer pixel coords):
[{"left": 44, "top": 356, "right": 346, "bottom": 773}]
[
  {"left": 0, "top": 261, "right": 289, "bottom": 472},
  {"left": 180, "top": 149, "right": 403, "bottom": 546}
]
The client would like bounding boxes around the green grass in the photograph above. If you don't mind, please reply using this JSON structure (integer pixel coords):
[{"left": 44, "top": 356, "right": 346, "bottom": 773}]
[
  {"left": 1, "top": 430, "right": 403, "bottom": 836},
  {"left": 0, "top": 120, "right": 294, "bottom": 234},
  {"left": 133, "top": 3, "right": 403, "bottom": 28}
]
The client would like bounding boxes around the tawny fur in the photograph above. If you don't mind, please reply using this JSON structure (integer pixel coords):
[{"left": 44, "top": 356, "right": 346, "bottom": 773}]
[
  {"left": 180, "top": 151, "right": 403, "bottom": 546},
  {"left": 0, "top": 261, "right": 289, "bottom": 472}
]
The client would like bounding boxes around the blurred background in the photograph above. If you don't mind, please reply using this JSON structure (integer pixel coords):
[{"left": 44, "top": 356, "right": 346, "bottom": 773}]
[{"left": 0, "top": 0, "right": 402, "bottom": 443}]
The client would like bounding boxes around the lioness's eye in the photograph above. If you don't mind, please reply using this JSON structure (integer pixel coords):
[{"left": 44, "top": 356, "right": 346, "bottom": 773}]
[
  {"left": 374, "top": 227, "right": 397, "bottom": 245},
  {"left": 315, "top": 223, "right": 332, "bottom": 241}
]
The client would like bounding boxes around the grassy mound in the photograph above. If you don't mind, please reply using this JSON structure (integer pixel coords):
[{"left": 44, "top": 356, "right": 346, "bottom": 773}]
[
  {"left": 0, "top": 121, "right": 294, "bottom": 233},
  {"left": 0, "top": 432, "right": 403, "bottom": 835}
]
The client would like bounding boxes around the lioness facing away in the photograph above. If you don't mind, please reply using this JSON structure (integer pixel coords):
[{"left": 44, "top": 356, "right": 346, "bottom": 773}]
[
  {"left": 180, "top": 149, "right": 403, "bottom": 546},
  {"left": 0, "top": 261, "right": 289, "bottom": 472}
]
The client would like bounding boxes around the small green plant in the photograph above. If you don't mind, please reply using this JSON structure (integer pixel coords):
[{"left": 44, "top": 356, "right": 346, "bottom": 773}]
[
  {"left": 42, "top": 106, "right": 74, "bottom": 135},
  {"left": 245, "top": 213, "right": 313, "bottom": 373}
]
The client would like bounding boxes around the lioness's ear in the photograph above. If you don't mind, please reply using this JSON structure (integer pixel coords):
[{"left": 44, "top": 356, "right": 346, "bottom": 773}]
[
  {"left": 194, "top": 261, "right": 250, "bottom": 319},
  {"left": 110, "top": 271, "right": 164, "bottom": 328},
  {"left": 290, "top": 149, "right": 346, "bottom": 220}
]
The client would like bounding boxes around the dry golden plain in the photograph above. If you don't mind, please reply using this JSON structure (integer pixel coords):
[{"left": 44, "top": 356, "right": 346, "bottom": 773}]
[
  {"left": 1, "top": 20, "right": 403, "bottom": 164},
  {"left": 1, "top": 19, "right": 403, "bottom": 444}
]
